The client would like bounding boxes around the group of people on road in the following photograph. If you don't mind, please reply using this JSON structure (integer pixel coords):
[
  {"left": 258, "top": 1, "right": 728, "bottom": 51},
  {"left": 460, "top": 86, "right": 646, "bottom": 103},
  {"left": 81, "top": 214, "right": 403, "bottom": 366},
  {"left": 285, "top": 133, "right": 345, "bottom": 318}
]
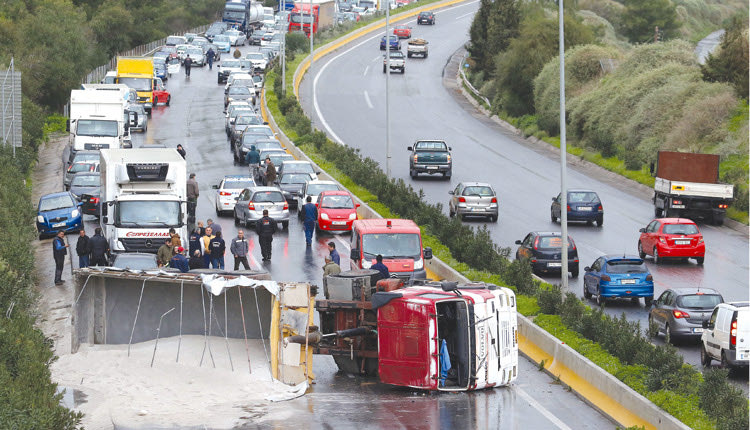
[
  {"left": 52, "top": 227, "right": 110, "bottom": 285},
  {"left": 244, "top": 146, "right": 277, "bottom": 186},
  {"left": 183, "top": 47, "right": 217, "bottom": 77}
]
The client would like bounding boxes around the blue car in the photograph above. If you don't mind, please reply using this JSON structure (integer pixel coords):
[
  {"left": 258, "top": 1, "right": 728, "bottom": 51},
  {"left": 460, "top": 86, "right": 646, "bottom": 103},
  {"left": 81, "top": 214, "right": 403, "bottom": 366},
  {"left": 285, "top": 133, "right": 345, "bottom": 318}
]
[
  {"left": 551, "top": 189, "right": 603, "bottom": 226},
  {"left": 380, "top": 35, "right": 402, "bottom": 50},
  {"left": 153, "top": 59, "right": 168, "bottom": 81},
  {"left": 36, "top": 191, "right": 83, "bottom": 239},
  {"left": 583, "top": 255, "right": 654, "bottom": 307},
  {"left": 212, "top": 35, "right": 232, "bottom": 53}
]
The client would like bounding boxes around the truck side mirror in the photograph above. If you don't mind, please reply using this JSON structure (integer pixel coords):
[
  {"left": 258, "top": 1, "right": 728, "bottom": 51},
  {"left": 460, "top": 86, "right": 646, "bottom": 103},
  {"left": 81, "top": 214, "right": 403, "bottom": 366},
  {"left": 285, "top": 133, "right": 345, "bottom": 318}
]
[
  {"left": 407, "top": 146, "right": 413, "bottom": 151},
  {"left": 101, "top": 205, "right": 108, "bottom": 217},
  {"left": 514, "top": 240, "right": 522, "bottom": 245},
  {"left": 212, "top": 185, "right": 219, "bottom": 189},
  {"left": 350, "top": 248, "right": 360, "bottom": 260},
  {"left": 423, "top": 247, "right": 432, "bottom": 260}
]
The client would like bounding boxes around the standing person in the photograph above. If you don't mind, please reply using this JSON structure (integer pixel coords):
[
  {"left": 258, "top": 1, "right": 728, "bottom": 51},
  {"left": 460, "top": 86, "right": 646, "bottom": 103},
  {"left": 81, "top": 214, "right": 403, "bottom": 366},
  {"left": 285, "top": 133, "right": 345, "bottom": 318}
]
[
  {"left": 233, "top": 48, "right": 242, "bottom": 59},
  {"left": 170, "top": 247, "right": 190, "bottom": 273},
  {"left": 302, "top": 196, "right": 317, "bottom": 246},
  {"left": 255, "top": 209, "right": 276, "bottom": 261},
  {"left": 245, "top": 145, "right": 260, "bottom": 179},
  {"left": 209, "top": 231, "right": 226, "bottom": 269},
  {"left": 206, "top": 47, "right": 216, "bottom": 70},
  {"left": 52, "top": 231, "right": 69, "bottom": 285},
  {"left": 197, "top": 220, "right": 206, "bottom": 236},
  {"left": 189, "top": 250, "right": 204, "bottom": 269},
  {"left": 76, "top": 229, "right": 90, "bottom": 269},
  {"left": 327, "top": 242, "right": 340, "bottom": 265},
  {"left": 201, "top": 226, "right": 215, "bottom": 268},
  {"left": 206, "top": 218, "right": 222, "bottom": 236},
  {"left": 264, "top": 157, "right": 276, "bottom": 186},
  {"left": 89, "top": 228, "right": 110, "bottom": 266},
  {"left": 230, "top": 230, "right": 250, "bottom": 270},
  {"left": 188, "top": 227, "right": 204, "bottom": 258},
  {"left": 370, "top": 254, "right": 390, "bottom": 281},
  {"left": 187, "top": 173, "right": 199, "bottom": 218},
  {"left": 184, "top": 54, "right": 193, "bottom": 76},
  {"left": 169, "top": 227, "right": 182, "bottom": 249},
  {"left": 176, "top": 144, "right": 187, "bottom": 159},
  {"left": 157, "top": 238, "right": 173, "bottom": 267},
  {"left": 322, "top": 255, "right": 341, "bottom": 277}
]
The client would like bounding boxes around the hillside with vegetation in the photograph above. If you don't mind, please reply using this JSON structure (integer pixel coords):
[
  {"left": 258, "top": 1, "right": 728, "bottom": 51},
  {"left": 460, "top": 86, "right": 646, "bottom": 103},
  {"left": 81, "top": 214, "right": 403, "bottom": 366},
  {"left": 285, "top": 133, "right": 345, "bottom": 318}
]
[{"left": 465, "top": 0, "right": 749, "bottom": 221}]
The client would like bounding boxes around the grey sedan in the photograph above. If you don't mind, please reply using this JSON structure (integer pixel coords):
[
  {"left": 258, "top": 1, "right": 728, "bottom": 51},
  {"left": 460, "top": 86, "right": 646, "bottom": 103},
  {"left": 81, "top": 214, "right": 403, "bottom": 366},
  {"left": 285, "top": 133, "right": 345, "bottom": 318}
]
[
  {"left": 69, "top": 172, "right": 100, "bottom": 201},
  {"left": 649, "top": 288, "right": 724, "bottom": 343},
  {"left": 448, "top": 182, "right": 499, "bottom": 222},
  {"left": 233, "top": 186, "right": 290, "bottom": 229},
  {"left": 224, "top": 85, "right": 255, "bottom": 108}
]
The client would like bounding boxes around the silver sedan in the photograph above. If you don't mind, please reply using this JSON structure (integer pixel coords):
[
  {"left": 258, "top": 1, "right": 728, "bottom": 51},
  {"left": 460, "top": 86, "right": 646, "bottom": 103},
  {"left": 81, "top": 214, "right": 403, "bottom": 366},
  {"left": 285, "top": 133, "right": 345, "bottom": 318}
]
[
  {"left": 448, "top": 182, "right": 499, "bottom": 222},
  {"left": 233, "top": 186, "right": 289, "bottom": 228}
]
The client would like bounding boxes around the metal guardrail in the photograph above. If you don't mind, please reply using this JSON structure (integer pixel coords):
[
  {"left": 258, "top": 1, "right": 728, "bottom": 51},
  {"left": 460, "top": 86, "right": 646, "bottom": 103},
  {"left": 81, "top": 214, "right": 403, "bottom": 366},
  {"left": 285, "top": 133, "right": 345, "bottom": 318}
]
[{"left": 458, "top": 50, "right": 491, "bottom": 108}]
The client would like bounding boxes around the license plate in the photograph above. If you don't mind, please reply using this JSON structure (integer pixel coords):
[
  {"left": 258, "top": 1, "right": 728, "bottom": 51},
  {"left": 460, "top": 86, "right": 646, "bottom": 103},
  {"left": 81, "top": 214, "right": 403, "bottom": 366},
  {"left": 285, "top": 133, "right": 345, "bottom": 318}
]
[
  {"left": 675, "top": 240, "right": 690, "bottom": 245},
  {"left": 53, "top": 222, "right": 66, "bottom": 228},
  {"left": 692, "top": 328, "right": 703, "bottom": 334},
  {"left": 578, "top": 207, "right": 593, "bottom": 211},
  {"left": 621, "top": 279, "right": 636, "bottom": 284},
  {"left": 547, "top": 262, "right": 562, "bottom": 267},
  {"left": 427, "top": 166, "right": 438, "bottom": 170},
  {"left": 332, "top": 221, "right": 346, "bottom": 225}
]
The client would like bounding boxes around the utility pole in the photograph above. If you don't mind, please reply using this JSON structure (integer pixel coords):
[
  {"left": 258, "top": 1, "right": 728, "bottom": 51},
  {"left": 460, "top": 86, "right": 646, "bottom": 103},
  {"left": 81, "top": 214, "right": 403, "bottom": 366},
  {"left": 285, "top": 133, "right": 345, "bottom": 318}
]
[
  {"left": 309, "top": 0, "right": 314, "bottom": 128},
  {"left": 385, "top": 0, "right": 391, "bottom": 178},
  {"left": 558, "top": 0, "right": 568, "bottom": 290},
  {"left": 281, "top": 0, "right": 286, "bottom": 96}
]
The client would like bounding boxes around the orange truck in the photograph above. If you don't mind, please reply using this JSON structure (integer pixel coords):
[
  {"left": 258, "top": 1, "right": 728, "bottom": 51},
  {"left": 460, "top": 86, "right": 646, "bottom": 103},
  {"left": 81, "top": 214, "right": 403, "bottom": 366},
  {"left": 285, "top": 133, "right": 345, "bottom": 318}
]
[{"left": 288, "top": 0, "right": 335, "bottom": 36}]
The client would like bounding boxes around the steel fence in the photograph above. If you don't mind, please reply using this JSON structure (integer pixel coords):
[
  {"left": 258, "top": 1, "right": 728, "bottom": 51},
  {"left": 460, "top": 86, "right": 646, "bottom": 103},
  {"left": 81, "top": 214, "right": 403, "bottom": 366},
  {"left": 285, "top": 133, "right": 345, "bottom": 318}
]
[{"left": 1, "top": 58, "right": 22, "bottom": 155}]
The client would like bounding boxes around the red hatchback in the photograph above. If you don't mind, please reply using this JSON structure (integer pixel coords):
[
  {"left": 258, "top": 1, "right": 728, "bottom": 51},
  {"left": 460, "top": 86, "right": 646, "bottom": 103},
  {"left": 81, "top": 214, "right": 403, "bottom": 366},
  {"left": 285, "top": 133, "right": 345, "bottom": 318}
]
[
  {"left": 638, "top": 218, "right": 705, "bottom": 265},
  {"left": 317, "top": 191, "right": 359, "bottom": 232},
  {"left": 393, "top": 25, "right": 412, "bottom": 39}
]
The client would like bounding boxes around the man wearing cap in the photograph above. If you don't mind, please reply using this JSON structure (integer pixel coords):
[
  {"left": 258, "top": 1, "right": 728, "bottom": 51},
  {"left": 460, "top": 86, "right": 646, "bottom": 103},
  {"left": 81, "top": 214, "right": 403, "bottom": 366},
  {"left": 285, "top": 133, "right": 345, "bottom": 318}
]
[{"left": 170, "top": 247, "right": 190, "bottom": 273}]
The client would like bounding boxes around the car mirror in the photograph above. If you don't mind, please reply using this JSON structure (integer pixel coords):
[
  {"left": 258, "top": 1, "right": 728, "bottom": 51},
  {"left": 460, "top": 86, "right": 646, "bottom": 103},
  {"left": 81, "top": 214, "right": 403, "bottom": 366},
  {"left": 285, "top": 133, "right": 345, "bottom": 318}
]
[
  {"left": 350, "top": 248, "right": 360, "bottom": 260},
  {"left": 584, "top": 266, "right": 591, "bottom": 272},
  {"left": 514, "top": 240, "right": 522, "bottom": 245},
  {"left": 552, "top": 197, "right": 556, "bottom": 201},
  {"left": 423, "top": 247, "right": 433, "bottom": 260},
  {"left": 448, "top": 190, "right": 454, "bottom": 195},
  {"left": 355, "top": 203, "right": 360, "bottom": 208},
  {"left": 212, "top": 185, "right": 219, "bottom": 189},
  {"left": 78, "top": 202, "right": 83, "bottom": 207},
  {"left": 639, "top": 228, "right": 646, "bottom": 233},
  {"left": 407, "top": 146, "right": 413, "bottom": 151},
  {"left": 263, "top": 121, "right": 269, "bottom": 125},
  {"left": 448, "top": 147, "right": 452, "bottom": 151},
  {"left": 234, "top": 197, "right": 239, "bottom": 201}
]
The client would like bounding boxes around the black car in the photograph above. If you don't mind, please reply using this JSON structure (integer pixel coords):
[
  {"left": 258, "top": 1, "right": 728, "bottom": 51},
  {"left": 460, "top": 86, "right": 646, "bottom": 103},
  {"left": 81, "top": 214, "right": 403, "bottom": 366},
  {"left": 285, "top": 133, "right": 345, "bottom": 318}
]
[
  {"left": 515, "top": 231, "right": 579, "bottom": 277},
  {"left": 249, "top": 32, "right": 264, "bottom": 45},
  {"left": 417, "top": 11, "right": 435, "bottom": 25},
  {"left": 276, "top": 172, "right": 313, "bottom": 208},
  {"left": 80, "top": 191, "right": 101, "bottom": 217},
  {"left": 234, "top": 132, "right": 271, "bottom": 163}
]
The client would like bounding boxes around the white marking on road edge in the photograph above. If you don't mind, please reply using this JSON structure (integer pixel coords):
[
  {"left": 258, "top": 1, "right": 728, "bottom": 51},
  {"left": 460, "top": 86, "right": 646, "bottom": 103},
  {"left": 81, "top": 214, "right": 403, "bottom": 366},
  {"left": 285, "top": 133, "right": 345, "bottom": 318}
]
[
  {"left": 363, "top": 65, "right": 370, "bottom": 76},
  {"left": 364, "top": 91, "right": 374, "bottom": 109},
  {"left": 312, "top": 0, "right": 480, "bottom": 145},
  {"left": 372, "top": 55, "right": 382, "bottom": 62},
  {"left": 515, "top": 386, "right": 574, "bottom": 430},
  {"left": 455, "top": 11, "right": 475, "bottom": 20}
]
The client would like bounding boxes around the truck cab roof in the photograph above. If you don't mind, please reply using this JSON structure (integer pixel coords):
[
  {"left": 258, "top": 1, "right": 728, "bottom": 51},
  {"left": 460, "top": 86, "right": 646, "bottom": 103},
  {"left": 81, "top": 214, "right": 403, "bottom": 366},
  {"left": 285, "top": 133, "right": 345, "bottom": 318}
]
[{"left": 353, "top": 219, "right": 420, "bottom": 234}]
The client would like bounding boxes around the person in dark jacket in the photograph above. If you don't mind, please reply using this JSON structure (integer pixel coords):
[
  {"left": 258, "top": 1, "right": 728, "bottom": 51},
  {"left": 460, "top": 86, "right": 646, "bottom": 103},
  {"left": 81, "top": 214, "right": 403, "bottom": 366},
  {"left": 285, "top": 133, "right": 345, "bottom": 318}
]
[
  {"left": 170, "top": 247, "right": 190, "bottom": 273},
  {"left": 157, "top": 238, "right": 174, "bottom": 268},
  {"left": 206, "top": 48, "right": 216, "bottom": 70},
  {"left": 230, "top": 230, "right": 250, "bottom": 270},
  {"left": 328, "top": 242, "right": 340, "bottom": 265},
  {"left": 264, "top": 157, "right": 276, "bottom": 186},
  {"left": 53, "top": 230, "right": 69, "bottom": 285},
  {"left": 189, "top": 250, "right": 204, "bottom": 269},
  {"left": 302, "top": 196, "right": 317, "bottom": 246},
  {"left": 187, "top": 173, "right": 199, "bottom": 218},
  {"left": 188, "top": 228, "right": 203, "bottom": 257},
  {"left": 184, "top": 54, "right": 193, "bottom": 76},
  {"left": 176, "top": 144, "right": 187, "bottom": 159},
  {"left": 76, "top": 229, "right": 90, "bottom": 268},
  {"left": 371, "top": 254, "right": 390, "bottom": 281},
  {"left": 245, "top": 145, "right": 261, "bottom": 178},
  {"left": 255, "top": 209, "right": 276, "bottom": 261},
  {"left": 89, "top": 227, "right": 110, "bottom": 266},
  {"left": 209, "top": 231, "right": 226, "bottom": 269}
]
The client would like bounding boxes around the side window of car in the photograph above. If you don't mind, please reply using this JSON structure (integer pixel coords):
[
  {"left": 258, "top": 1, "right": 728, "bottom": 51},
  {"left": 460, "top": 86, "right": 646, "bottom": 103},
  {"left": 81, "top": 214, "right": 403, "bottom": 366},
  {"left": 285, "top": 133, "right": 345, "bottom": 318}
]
[
  {"left": 657, "top": 290, "right": 669, "bottom": 304},
  {"left": 454, "top": 184, "right": 461, "bottom": 195},
  {"left": 522, "top": 234, "right": 533, "bottom": 247},
  {"left": 556, "top": 193, "right": 561, "bottom": 203},
  {"left": 646, "top": 221, "right": 658, "bottom": 233},
  {"left": 663, "top": 291, "right": 674, "bottom": 306},
  {"left": 709, "top": 308, "right": 719, "bottom": 327}
]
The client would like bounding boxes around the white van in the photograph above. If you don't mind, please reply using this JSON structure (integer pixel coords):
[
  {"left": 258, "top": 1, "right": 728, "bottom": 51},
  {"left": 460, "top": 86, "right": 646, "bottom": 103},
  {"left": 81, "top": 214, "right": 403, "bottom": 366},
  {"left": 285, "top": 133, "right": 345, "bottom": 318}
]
[{"left": 701, "top": 302, "right": 749, "bottom": 369}]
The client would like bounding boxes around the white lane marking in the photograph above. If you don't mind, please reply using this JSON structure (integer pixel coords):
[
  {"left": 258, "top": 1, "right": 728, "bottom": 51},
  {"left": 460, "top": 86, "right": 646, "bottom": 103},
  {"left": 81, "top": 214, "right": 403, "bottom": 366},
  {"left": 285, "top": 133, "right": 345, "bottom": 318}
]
[
  {"left": 312, "top": 0, "right": 480, "bottom": 145},
  {"left": 372, "top": 55, "right": 382, "bottom": 62},
  {"left": 363, "top": 65, "right": 370, "bottom": 76},
  {"left": 455, "top": 11, "right": 475, "bottom": 20},
  {"left": 364, "top": 91, "right": 374, "bottom": 109},
  {"left": 515, "top": 386, "right": 574, "bottom": 430}
]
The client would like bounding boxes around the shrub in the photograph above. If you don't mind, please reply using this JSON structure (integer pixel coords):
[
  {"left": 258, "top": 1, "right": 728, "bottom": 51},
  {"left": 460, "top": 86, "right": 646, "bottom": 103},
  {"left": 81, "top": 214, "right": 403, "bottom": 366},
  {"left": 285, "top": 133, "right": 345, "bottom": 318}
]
[
  {"left": 285, "top": 32, "right": 309, "bottom": 55},
  {"left": 700, "top": 368, "right": 750, "bottom": 429},
  {"left": 537, "top": 283, "right": 563, "bottom": 315}
]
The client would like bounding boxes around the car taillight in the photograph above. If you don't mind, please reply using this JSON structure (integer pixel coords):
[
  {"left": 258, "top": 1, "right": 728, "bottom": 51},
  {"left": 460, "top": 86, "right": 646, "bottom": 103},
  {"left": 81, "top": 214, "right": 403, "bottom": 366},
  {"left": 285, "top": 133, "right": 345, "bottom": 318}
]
[
  {"left": 283, "top": 202, "right": 288, "bottom": 210},
  {"left": 646, "top": 274, "right": 653, "bottom": 281},
  {"left": 597, "top": 204, "right": 603, "bottom": 211},
  {"left": 219, "top": 191, "right": 231, "bottom": 196},
  {"left": 566, "top": 205, "right": 571, "bottom": 212},
  {"left": 672, "top": 199, "right": 682, "bottom": 205},
  {"left": 67, "top": 165, "right": 72, "bottom": 172},
  {"left": 672, "top": 310, "right": 689, "bottom": 319},
  {"left": 458, "top": 197, "right": 466, "bottom": 203},
  {"left": 698, "top": 236, "right": 704, "bottom": 243},
  {"left": 731, "top": 319, "right": 737, "bottom": 346},
  {"left": 533, "top": 236, "right": 539, "bottom": 250},
  {"left": 601, "top": 275, "right": 611, "bottom": 281},
  {"left": 91, "top": 197, "right": 99, "bottom": 204},
  {"left": 491, "top": 197, "right": 497, "bottom": 203},
  {"left": 569, "top": 237, "right": 576, "bottom": 249},
  {"left": 718, "top": 204, "right": 728, "bottom": 209},
  {"left": 248, "top": 201, "right": 255, "bottom": 210}
]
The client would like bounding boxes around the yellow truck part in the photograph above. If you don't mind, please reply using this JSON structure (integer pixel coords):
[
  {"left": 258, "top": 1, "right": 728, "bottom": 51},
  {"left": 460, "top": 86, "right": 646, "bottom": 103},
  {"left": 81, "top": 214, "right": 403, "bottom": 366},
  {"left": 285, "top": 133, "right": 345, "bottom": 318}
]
[{"left": 116, "top": 57, "right": 155, "bottom": 110}]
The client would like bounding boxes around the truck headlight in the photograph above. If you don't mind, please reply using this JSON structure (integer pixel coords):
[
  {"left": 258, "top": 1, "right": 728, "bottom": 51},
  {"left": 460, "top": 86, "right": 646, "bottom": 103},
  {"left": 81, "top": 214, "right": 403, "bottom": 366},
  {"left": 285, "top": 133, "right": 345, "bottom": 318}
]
[
  {"left": 414, "top": 258, "right": 423, "bottom": 270},
  {"left": 37, "top": 215, "right": 44, "bottom": 223},
  {"left": 116, "top": 240, "right": 125, "bottom": 251},
  {"left": 320, "top": 213, "right": 329, "bottom": 220}
]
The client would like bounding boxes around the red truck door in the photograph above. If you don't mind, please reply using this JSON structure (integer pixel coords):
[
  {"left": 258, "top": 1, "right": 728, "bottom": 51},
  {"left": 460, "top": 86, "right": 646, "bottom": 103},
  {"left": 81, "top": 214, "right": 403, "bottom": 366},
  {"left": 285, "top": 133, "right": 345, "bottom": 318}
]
[{"left": 377, "top": 299, "right": 434, "bottom": 389}]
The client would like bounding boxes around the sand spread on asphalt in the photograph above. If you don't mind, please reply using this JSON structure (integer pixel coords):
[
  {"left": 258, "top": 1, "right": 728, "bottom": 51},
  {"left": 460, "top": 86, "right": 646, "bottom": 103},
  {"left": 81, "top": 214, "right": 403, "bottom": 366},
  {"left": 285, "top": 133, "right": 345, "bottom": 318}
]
[{"left": 52, "top": 336, "right": 295, "bottom": 429}]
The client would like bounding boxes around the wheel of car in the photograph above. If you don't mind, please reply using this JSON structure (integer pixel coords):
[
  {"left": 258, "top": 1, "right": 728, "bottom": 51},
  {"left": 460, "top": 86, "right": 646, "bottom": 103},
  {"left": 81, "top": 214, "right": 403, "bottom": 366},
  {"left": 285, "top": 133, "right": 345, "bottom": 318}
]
[
  {"left": 696, "top": 256, "right": 705, "bottom": 265},
  {"left": 637, "top": 241, "right": 645, "bottom": 259},
  {"left": 700, "top": 345, "right": 712, "bottom": 367},
  {"left": 721, "top": 350, "right": 731, "bottom": 369},
  {"left": 444, "top": 170, "right": 451, "bottom": 179},
  {"left": 143, "top": 122, "right": 148, "bottom": 132},
  {"left": 644, "top": 296, "right": 653, "bottom": 307},
  {"left": 583, "top": 285, "right": 592, "bottom": 299},
  {"left": 166, "top": 96, "right": 171, "bottom": 106},
  {"left": 409, "top": 169, "right": 416, "bottom": 179},
  {"left": 449, "top": 208, "right": 454, "bottom": 218},
  {"left": 218, "top": 77, "right": 222, "bottom": 84},
  {"left": 383, "top": 66, "right": 386, "bottom": 73},
  {"left": 407, "top": 52, "right": 412, "bottom": 58},
  {"left": 596, "top": 287, "right": 605, "bottom": 306},
  {"left": 153, "top": 96, "right": 158, "bottom": 106},
  {"left": 424, "top": 53, "right": 428, "bottom": 58},
  {"left": 571, "top": 268, "right": 579, "bottom": 278},
  {"left": 653, "top": 248, "right": 660, "bottom": 264},
  {"left": 234, "top": 212, "right": 240, "bottom": 226},
  {"left": 490, "top": 215, "right": 498, "bottom": 223},
  {"left": 664, "top": 323, "right": 672, "bottom": 343},
  {"left": 596, "top": 216, "right": 603, "bottom": 227}
]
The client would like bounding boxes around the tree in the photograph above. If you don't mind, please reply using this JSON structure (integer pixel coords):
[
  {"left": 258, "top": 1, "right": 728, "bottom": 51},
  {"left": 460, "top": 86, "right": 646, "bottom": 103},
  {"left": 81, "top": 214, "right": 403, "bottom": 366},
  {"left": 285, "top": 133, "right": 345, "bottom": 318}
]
[
  {"left": 702, "top": 16, "right": 749, "bottom": 99},
  {"left": 468, "top": 0, "right": 492, "bottom": 73},
  {"left": 620, "top": 0, "right": 679, "bottom": 44},
  {"left": 469, "top": 0, "right": 521, "bottom": 76},
  {"left": 90, "top": 1, "right": 134, "bottom": 59}
]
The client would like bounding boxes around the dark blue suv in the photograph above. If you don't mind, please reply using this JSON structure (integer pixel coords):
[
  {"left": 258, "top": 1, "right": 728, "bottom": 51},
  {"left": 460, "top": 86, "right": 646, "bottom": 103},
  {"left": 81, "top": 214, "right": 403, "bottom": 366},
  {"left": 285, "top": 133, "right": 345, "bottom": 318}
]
[{"left": 551, "top": 189, "right": 603, "bottom": 226}]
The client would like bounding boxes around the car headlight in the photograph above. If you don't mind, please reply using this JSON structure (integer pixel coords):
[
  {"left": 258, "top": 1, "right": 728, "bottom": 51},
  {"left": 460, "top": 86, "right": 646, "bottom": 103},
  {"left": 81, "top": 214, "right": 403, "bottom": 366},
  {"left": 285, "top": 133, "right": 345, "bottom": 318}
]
[
  {"left": 71, "top": 210, "right": 80, "bottom": 218},
  {"left": 414, "top": 258, "right": 423, "bottom": 270},
  {"left": 361, "top": 259, "right": 372, "bottom": 269},
  {"left": 348, "top": 213, "right": 357, "bottom": 220},
  {"left": 320, "top": 213, "right": 329, "bottom": 220},
  {"left": 37, "top": 215, "right": 44, "bottom": 223}
]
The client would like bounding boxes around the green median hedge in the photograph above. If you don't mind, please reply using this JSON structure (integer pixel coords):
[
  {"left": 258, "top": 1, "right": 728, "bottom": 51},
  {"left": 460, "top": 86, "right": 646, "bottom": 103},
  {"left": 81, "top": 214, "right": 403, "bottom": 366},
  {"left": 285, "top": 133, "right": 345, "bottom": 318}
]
[{"left": 266, "top": 43, "right": 748, "bottom": 428}]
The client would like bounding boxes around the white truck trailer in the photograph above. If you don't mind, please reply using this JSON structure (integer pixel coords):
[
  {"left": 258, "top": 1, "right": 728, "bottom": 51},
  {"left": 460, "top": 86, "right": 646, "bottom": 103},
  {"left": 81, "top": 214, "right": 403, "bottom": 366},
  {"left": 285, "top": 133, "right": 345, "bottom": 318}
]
[
  {"left": 99, "top": 148, "right": 188, "bottom": 254},
  {"left": 68, "top": 87, "right": 136, "bottom": 153}
]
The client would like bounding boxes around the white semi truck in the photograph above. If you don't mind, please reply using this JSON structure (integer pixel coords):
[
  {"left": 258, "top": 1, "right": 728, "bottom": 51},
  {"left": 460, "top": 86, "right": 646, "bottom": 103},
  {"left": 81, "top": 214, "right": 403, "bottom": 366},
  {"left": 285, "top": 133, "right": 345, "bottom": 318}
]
[
  {"left": 68, "top": 87, "right": 136, "bottom": 153},
  {"left": 99, "top": 148, "right": 188, "bottom": 254}
]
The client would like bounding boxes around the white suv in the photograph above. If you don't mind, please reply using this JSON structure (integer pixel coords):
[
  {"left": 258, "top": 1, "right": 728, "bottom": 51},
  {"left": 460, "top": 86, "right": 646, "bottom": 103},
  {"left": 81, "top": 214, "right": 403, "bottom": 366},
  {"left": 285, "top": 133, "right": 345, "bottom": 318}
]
[{"left": 701, "top": 302, "right": 749, "bottom": 369}]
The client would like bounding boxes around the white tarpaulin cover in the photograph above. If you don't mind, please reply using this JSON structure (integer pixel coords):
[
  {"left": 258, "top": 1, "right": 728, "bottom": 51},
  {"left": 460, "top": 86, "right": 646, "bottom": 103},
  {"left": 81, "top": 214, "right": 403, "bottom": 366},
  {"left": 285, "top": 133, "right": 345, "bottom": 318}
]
[{"left": 201, "top": 274, "right": 281, "bottom": 297}]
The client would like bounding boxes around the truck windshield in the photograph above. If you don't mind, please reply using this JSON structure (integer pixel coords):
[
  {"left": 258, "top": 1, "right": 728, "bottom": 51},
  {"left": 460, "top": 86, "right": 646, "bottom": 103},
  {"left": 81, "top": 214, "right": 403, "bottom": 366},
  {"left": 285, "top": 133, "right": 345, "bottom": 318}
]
[
  {"left": 362, "top": 233, "right": 421, "bottom": 259},
  {"left": 117, "top": 77, "right": 152, "bottom": 92},
  {"left": 116, "top": 201, "right": 181, "bottom": 227},
  {"left": 224, "top": 12, "right": 245, "bottom": 19},
  {"left": 291, "top": 14, "right": 314, "bottom": 24},
  {"left": 77, "top": 120, "right": 119, "bottom": 137}
]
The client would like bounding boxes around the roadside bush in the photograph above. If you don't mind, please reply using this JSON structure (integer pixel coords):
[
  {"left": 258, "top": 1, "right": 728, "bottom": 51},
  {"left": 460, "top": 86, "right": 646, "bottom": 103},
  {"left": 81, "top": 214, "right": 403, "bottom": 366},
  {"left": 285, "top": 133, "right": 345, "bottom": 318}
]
[
  {"left": 700, "top": 368, "right": 750, "bottom": 430},
  {"left": 536, "top": 284, "right": 562, "bottom": 315},
  {"left": 285, "top": 32, "right": 309, "bottom": 55}
]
